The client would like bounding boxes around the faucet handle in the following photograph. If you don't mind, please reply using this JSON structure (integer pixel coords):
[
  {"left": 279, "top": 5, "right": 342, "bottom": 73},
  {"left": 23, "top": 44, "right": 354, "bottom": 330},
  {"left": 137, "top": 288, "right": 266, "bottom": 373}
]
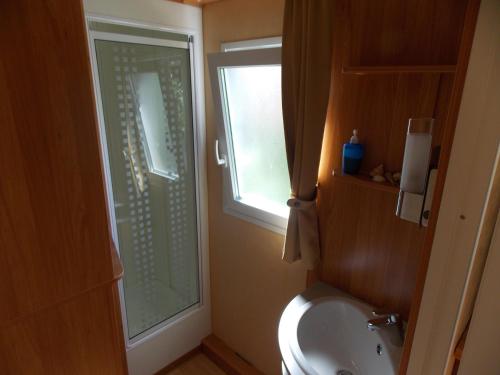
[
  {"left": 367, "top": 313, "right": 401, "bottom": 331},
  {"left": 372, "top": 309, "right": 400, "bottom": 322}
]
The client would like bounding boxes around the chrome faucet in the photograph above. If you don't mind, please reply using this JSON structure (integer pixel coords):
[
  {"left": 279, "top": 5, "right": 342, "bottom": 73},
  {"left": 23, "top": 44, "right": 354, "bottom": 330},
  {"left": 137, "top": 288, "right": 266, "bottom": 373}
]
[{"left": 367, "top": 310, "right": 400, "bottom": 331}]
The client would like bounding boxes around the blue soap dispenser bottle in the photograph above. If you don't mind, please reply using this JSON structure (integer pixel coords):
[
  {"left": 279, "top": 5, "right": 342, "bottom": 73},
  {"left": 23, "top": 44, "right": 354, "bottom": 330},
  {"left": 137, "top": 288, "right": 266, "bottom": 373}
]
[{"left": 342, "top": 129, "right": 364, "bottom": 175}]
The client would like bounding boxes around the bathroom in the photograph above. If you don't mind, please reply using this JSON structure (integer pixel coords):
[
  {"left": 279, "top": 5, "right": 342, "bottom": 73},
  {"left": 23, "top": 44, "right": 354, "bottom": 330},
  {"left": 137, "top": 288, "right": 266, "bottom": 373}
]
[{"left": 1, "top": 0, "right": 499, "bottom": 374}]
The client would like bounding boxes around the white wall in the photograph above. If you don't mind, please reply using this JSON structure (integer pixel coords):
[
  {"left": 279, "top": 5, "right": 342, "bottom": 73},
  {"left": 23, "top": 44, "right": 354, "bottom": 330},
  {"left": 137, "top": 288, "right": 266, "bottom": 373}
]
[{"left": 83, "top": 1, "right": 210, "bottom": 375}]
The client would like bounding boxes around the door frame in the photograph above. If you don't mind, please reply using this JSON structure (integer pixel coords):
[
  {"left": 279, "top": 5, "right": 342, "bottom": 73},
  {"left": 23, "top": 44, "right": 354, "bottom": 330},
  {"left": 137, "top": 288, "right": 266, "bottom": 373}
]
[
  {"left": 85, "top": 14, "right": 211, "bottom": 375},
  {"left": 458, "top": 203, "right": 500, "bottom": 374}
]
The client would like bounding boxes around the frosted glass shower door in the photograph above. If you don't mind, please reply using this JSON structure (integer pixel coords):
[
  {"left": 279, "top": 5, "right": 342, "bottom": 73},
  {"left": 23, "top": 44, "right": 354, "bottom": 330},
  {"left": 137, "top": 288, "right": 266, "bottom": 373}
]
[{"left": 93, "top": 34, "right": 200, "bottom": 340}]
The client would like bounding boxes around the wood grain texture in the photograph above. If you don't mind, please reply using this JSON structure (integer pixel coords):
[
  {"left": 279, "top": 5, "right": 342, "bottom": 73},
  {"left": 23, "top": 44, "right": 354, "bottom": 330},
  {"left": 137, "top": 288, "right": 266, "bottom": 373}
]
[
  {"left": 342, "top": 65, "right": 457, "bottom": 75},
  {"left": 0, "top": 0, "right": 127, "bottom": 373},
  {"left": 0, "top": 284, "right": 127, "bottom": 375},
  {"left": 332, "top": 170, "right": 399, "bottom": 194},
  {"left": 318, "top": 180, "right": 426, "bottom": 318},
  {"left": 398, "top": 0, "right": 482, "bottom": 372},
  {"left": 154, "top": 347, "right": 202, "bottom": 374},
  {"left": 316, "top": 0, "right": 469, "bottom": 325},
  {"left": 326, "top": 73, "right": 445, "bottom": 176},
  {"left": 163, "top": 353, "right": 225, "bottom": 375},
  {"left": 348, "top": 0, "right": 468, "bottom": 66},
  {"left": 202, "top": 335, "right": 264, "bottom": 375},
  {"left": 0, "top": 0, "right": 114, "bottom": 323}
]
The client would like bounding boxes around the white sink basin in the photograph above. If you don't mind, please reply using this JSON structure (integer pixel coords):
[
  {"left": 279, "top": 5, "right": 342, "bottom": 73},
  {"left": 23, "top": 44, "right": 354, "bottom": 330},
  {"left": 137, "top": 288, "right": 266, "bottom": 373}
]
[{"left": 279, "top": 283, "right": 403, "bottom": 375}]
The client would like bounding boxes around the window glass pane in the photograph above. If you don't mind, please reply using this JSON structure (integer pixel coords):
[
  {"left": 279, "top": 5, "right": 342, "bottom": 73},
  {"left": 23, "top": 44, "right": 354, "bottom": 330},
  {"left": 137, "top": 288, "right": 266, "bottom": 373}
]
[
  {"left": 223, "top": 65, "right": 290, "bottom": 218},
  {"left": 131, "top": 72, "right": 179, "bottom": 180},
  {"left": 95, "top": 39, "right": 199, "bottom": 339}
]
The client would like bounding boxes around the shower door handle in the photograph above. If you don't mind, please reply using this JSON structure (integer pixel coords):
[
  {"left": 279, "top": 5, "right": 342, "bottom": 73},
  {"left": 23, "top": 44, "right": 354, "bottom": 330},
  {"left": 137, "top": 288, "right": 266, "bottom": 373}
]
[{"left": 215, "top": 139, "right": 227, "bottom": 168}]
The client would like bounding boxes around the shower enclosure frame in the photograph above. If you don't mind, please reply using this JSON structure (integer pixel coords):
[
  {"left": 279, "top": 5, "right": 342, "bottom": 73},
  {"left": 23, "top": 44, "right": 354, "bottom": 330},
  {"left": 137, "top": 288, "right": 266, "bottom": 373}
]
[{"left": 85, "top": 14, "right": 210, "bottom": 371}]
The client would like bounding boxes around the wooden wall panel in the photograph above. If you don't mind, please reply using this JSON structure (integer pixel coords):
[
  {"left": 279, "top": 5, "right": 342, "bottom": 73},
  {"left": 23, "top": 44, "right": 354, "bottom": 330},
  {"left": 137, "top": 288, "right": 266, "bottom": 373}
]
[
  {"left": 349, "top": 0, "right": 468, "bottom": 65},
  {"left": 318, "top": 181, "right": 425, "bottom": 318},
  {"left": 0, "top": 0, "right": 114, "bottom": 322},
  {"left": 327, "top": 73, "right": 443, "bottom": 175},
  {"left": 317, "top": 0, "right": 469, "bottom": 321},
  {"left": 0, "top": 0, "right": 127, "bottom": 373},
  {"left": 399, "top": 0, "right": 481, "bottom": 371},
  {"left": 385, "top": 74, "right": 441, "bottom": 171},
  {"left": 431, "top": 74, "right": 455, "bottom": 152},
  {"left": 0, "top": 285, "right": 127, "bottom": 375}
]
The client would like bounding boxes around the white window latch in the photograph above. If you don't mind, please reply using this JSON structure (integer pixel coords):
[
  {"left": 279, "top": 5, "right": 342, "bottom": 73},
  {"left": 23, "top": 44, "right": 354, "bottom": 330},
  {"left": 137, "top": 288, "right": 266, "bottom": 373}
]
[{"left": 215, "top": 139, "right": 227, "bottom": 167}]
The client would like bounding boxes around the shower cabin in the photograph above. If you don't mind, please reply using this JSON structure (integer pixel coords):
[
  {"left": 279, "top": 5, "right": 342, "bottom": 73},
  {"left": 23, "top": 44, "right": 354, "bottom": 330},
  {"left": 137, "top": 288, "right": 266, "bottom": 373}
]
[{"left": 86, "top": 16, "right": 210, "bottom": 375}]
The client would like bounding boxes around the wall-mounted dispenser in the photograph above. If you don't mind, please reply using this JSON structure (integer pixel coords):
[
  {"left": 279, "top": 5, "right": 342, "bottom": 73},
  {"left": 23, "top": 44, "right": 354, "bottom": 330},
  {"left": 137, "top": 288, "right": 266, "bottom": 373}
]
[{"left": 396, "top": 118, "right": 435, "bottom": 226}]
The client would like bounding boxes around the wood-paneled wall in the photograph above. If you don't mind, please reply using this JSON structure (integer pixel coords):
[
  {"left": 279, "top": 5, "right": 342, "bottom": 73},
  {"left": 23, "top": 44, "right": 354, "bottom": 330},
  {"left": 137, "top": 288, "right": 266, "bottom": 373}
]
[
  {"left": 0, "top": 1, "right": 127, "bottom": 373},
  {"left": 317, "top": 0, "right": 470, "bottom": 319},
  {"left": 347, "top": 0, "right": 467, "bottom": 66}
]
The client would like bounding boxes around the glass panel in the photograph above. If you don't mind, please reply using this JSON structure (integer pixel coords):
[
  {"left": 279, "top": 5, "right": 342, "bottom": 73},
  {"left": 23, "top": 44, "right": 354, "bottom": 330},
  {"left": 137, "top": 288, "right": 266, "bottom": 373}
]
[
  {"left": 222, "top": 65, "right": 290, "bottom": 218},
  {"left": 94, "top": 39, "right": 199, "bottom": 339},
  {"left": 131, "top": 72, "right": 179, "bottom": 180}
]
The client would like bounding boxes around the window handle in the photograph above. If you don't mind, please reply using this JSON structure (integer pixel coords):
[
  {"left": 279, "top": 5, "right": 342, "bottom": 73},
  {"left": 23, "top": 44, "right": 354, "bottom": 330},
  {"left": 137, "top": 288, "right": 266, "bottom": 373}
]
[{"left": 215, "top": 139, "right": 227, "bottom": 168}]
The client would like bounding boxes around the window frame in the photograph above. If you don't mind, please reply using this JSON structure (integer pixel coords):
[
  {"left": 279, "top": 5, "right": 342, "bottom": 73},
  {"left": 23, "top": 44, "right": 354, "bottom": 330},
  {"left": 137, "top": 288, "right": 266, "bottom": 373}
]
[
  {"left": 208, "top": 45, "right": 289, "bottom": 235},
  {"left": 221, "top": 36, "right": 282, "bottom": 52}
]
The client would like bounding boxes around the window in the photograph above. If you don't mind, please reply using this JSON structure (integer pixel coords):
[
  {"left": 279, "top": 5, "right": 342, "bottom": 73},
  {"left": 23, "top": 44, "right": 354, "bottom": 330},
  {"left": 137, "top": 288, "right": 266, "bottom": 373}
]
[
  {"left": 208, "top": 39, "right": 290, "bottom": 234},
  {"left": 130, "top": 72, "right": 179, "bottom": 181}
]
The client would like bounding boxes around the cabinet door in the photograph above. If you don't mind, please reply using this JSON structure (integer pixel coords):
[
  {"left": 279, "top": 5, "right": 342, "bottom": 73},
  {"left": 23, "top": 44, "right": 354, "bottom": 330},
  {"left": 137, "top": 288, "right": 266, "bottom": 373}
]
[
  {"left": 0, "top": 285, "right": 127, "bottom": 375},
  {"left": 0, "top": 0, "right": 115, "bottom": 321}
]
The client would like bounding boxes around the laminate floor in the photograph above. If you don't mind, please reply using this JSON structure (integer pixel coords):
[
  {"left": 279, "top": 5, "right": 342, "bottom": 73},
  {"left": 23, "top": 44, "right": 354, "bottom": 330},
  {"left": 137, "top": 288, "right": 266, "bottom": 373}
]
[{"left": 166, "top": 353, "right": 226, "bottom": 375}]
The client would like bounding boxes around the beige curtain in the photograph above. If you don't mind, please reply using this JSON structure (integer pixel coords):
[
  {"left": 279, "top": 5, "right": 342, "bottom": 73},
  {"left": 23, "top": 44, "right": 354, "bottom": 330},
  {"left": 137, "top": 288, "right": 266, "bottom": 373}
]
[{"left": 281, "top": 0, "right": 334, "bottom": 269}]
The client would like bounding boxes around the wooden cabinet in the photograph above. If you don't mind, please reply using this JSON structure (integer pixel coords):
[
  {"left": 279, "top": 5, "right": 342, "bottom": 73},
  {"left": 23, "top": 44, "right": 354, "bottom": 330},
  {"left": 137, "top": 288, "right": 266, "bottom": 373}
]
[
  {"left": 0, "top": 286, "right": 126, "bottom": 375},
  {"left": 0, "top": 1, "right": 127, "bottom": 373},
  {"left": 317, "top": 0, "right": 469, "bottom": 320},
  {"left": 316, "top": 0, "right": 480, "bottom": 373}
]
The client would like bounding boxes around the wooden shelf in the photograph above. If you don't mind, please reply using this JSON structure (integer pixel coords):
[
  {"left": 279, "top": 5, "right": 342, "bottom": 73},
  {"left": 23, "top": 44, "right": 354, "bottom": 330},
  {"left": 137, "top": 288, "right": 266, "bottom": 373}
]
[
  {"left": 332, "top": 170, "right": 399, "bottom": 194},
  {"left": 342, "top": 65, "right": 457, "bottom": 75}
]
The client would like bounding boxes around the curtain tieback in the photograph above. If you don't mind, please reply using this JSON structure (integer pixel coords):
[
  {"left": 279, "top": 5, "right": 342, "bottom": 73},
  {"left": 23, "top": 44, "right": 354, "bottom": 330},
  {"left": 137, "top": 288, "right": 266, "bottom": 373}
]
[{"left": 287, "top": 197, "right": 316, "bottom": 210}]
